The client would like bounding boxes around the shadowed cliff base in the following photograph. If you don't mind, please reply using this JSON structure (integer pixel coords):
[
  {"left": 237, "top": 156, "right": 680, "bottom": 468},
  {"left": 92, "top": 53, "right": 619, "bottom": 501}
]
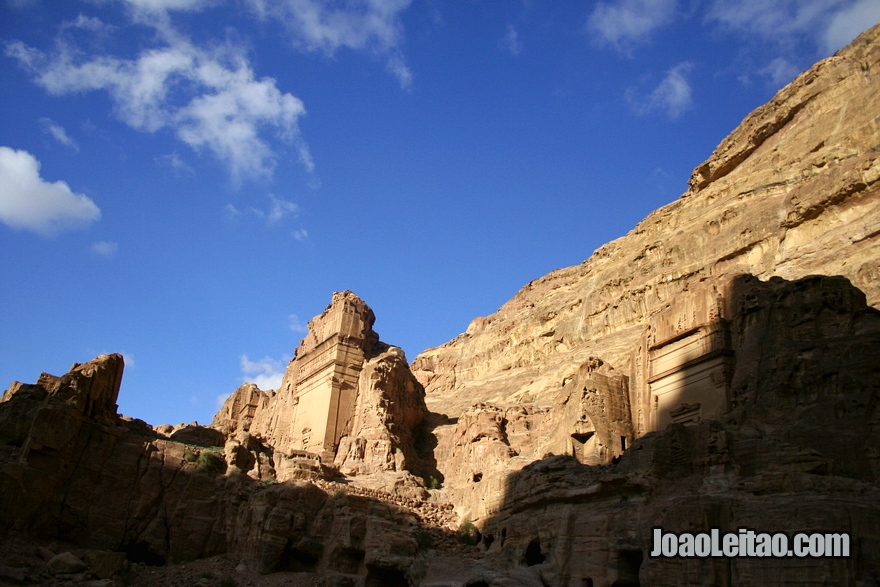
[
  {"left": 1, "top": 274, "right": 877, "bottom": 587},
  {"left": 435, "top": 274, "right": 880, "bottom": 587}
]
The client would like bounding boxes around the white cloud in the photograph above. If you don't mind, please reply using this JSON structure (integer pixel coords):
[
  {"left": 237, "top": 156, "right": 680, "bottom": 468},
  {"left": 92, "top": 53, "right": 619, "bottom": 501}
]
[
  {"left": 245, "top": 194, "right": 299, "bottom": 224},
  {"left": 759, "top": 57, "right": 801, "bottom": 87},
  {"left": 267, "top": 194, "right": 298, "bottom": 223},
  {"left": 223, "top": 203, "right": 241, "bottom": 218},
  {"left": 503, "top": 24, "right": 522, "bottom": 56},
  {"left": 385, "top": 53, "right": 413, "bottom": 90},
  {"left": 706, "top": 0, "right": 880, "bottom": 57},
  {"left": 707, "top": 0, "right": 832, "bottom": 40},
  {"left": 39, "top": 118, "right": 79, "bottom": 151},
  {"left": 61, "top": 14, "right": 117, "bottom": 35},
  {"left": 156, "top": 151, "right": 195, "bottom": 174},
  {"left": 823, "top": 0, "right": 880, "bottom": 54},
  {"left": 627, "top": 62, "right": 693, "bottom": 119},
  {"left": 292, "top": 228, "right": 308, "bottom": 241},
  {"left": 0, "top": 146, "right": 101, "bottom": 236},
  {"left": 248, "top": 0, "right": 412, "bottom": 53},
  {"left": 91, "top": 240, "right": 119, "bottom": 256},
  {"left": 588, "top": 0, "right": 677, "bottom": 52},
  {"left": 7, "top": 31, "right": 308, "bottom": 180},
  {"left": 240, "top": 353, "right": 287, "bottom": 390},
  {"left": 247, "top": 0, "right": 414, "bottom": 86},
  {"left": 288, "top": 313, "right": 307, "bottom": 333},
  {"left": 124, "top": 0, "right": 212, "bottom": 10}
]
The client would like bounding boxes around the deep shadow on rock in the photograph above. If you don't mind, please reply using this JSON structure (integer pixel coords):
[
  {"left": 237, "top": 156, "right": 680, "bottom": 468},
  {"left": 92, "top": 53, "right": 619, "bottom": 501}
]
[{"left": 459, "top": 274, "right": 880, "bottom": 587}]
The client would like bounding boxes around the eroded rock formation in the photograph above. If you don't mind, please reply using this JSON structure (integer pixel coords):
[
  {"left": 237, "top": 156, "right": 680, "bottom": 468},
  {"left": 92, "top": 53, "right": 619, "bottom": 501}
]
[
  {"left": 0, "top": 352, "right": 433, "bottom": 584},
  {"left": 412, "top": 21, "right": 880, "bottom": 542}
]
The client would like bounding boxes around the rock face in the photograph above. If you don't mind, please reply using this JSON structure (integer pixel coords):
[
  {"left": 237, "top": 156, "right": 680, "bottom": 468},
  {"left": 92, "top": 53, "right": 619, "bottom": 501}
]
[
  {"left": 412, "top": 20, "right": 880, "bottom": 531},
  {"left": 0, "top": 353, "right": 432, "bottom": 583},
  {"left": 213, "top": 290, "right": 428, "bottom": 481},
  {"left": 2, "top": 22, "right": 880, "bottom": 587},
  {"left": 334, "top": 346, "right": 427, "bottom": 476},
  {"left": 469, "top": 274, "right": 880, "bottom": 587}
]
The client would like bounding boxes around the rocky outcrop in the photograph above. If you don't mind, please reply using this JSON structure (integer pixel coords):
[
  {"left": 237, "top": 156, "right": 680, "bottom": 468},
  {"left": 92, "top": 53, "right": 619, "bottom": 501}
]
[
  {"left": 413, "top": 23, "right": 880, "bottom": 418},
  {"left": 412, "top": 16, "right": 880, "bottom": 527},
  {"left": 248, "top": 290, "right": 385, "bottom": 461},
  {"left": 334, "top": 346, "right": 427, "bottom": 476},
  {"left": 0, "top": 355, "right": 432, "bottom": 583},
  {"left": 213, "top": 291, "right": 429, "bottom": 483},
  {"left": 459, "top": 274, "right": 880, "bottom": 587}
]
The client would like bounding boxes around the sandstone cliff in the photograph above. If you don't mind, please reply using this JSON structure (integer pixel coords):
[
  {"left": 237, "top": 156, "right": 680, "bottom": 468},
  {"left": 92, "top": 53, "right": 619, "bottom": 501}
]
[
  {"left": 0, "top": 353, "right": 436, "bottom": 585},
  {"left": 413, "top": 23, "right": 880, "bottom": 414},
  {"left": 411, "top": 21, "right": 880, "bottom": 526}
]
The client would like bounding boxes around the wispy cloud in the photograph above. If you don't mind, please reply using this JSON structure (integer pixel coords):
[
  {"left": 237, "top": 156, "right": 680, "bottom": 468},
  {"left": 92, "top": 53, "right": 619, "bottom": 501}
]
[
  {"left": 267, "top": 194, "right": 298, "bottom": 223},
  {"left": 91, "top": 240, "right": 119, "bottom": 256},
  {"left": 822, "top": 0, "right": 880, "bottom": 53},
  {"left": 247, "top": 0, "right": 411, "bottom": 53},
  {"left": 246, "top": 0, "right": 414, "bottom": 87},
  {"left": 706, "top": 0, "right": 880, "bottom": 56},
  {"left": 39, "top": 118, "right": 79, "bottom": 151},
  {"left": 385, "top": 53, "right": 413, "bottom": 90},
  {"left": 223, "top": 203, "right": 241, "bottom": 218},
  {"left": 627, "top": 61, "right": 694, "bottom": 119},
  {"left": 121, "top": 0, "right": 215, "bottom": 13},
  {"left": 503, "top": 24, "right": 522, "bottom": 56},
  {"left": 0, "top": 146, "right": 101, "bottom": 236},
  {"left": 156, "top": 152, "right": 195, "bottom": 175},
  {"left": 6, "top": 27, "right": 308, "bottom": 181},
  {"left": 240, "top": 353, "right": 288, "bottom": 390},
  {"left": 288, "top": 313, "right": 307, "bottom": 333},
  {"left": 61, "top": 14, "right": 117, "bottom": 35},
  {"left": 243, "top": 194, "right": 299, "bottom": 224},
  {"left": 587, "top": 0, "right": 677, "bottom": 53},
  {"left": 758, "top": 57, "right": 801, "bottom": 87}
]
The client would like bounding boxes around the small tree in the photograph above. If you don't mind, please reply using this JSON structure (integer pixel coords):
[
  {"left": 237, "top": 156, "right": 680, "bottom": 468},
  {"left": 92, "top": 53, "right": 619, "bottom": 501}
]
[
  {"left": 197, "top": 451, "right": 226, "bottom": 474},
  {"left": 456, "top": 520, "right": 481, "bottom": 545}
]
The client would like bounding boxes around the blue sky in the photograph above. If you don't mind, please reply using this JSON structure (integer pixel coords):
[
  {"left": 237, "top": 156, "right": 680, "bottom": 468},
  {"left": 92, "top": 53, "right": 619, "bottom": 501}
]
[{"left": 2, "top": 0, "right": 878, "bottom": 427}]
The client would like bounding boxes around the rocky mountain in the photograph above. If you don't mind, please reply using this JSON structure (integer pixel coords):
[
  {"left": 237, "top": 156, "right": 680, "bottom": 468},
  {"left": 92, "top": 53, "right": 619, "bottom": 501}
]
[
  {"left": 411, "top": 19, "right": 880, "bottom": 529},
  {"left": 1, "top": 21, "right": 879, "bottom": 587}
]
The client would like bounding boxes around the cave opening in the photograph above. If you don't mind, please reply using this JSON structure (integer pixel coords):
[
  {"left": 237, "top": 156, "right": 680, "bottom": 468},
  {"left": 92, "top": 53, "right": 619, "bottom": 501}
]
[
  {"left": 610, "top": 549, "right": 643, "bottom": 586},
  {"left": 364, "top": 564, "right": 409, "bottom": 587},
  {"left": 125, "top": 542, "right": 166, "bottom": 566},
  {"left": 524, "top": 537, "right": 546, "bottom": 566}
]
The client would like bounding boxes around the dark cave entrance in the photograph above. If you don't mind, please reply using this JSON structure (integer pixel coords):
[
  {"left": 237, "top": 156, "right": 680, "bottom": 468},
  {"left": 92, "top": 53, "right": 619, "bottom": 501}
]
[
  {"left": 124, "top": 542, "right": 166, "bottom": 566},
  {"left": 611, "top": 549, "right": 643, "bottom": 586},
  {"left": 524, "top": 537, "right": 547, "bottom": 566},
  {"left": 364, "top": 564, "right": 409, "bottom": 587}
]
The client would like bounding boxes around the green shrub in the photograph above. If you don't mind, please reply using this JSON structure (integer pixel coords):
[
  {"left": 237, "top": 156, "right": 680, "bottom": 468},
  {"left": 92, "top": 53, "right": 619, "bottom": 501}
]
[
  {"left": 197, "top": 450, "right": 226, "bottom": 474},
  {"left": 183, "top": 448, "right": 198, "bottom": 463},
  {"left": 456, "top": 519, "right": 481, "bottom": 545},
  {"left": 426, "top": 476, "right": 441, "bottom": 490}
]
